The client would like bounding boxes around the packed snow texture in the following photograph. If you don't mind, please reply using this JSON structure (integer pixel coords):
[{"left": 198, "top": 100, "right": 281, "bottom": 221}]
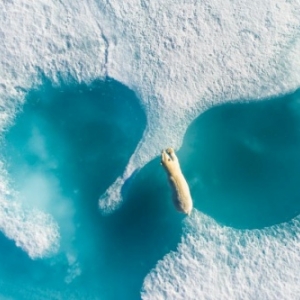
[
  {"left": 142, "top": 210, "right": 300, "bottom": 300},
  {"left": 0, "top": 164, "right": 59, "bottom": 258}
]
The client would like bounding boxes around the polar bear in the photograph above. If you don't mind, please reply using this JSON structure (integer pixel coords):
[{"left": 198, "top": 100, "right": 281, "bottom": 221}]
[{"left": 161, "top": 148, "right": 193, "bottom": 215}]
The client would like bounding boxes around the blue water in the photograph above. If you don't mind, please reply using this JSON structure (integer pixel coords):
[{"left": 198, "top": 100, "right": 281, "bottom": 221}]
[
  {"left": 0, "top": 77, "right": 183, "bottom": 299},
  {"left": 181, "top": 88, "right": 300, "bottom": 229},
  {"left": 1, "top": 78, "right": 300, "bottom": 299}
]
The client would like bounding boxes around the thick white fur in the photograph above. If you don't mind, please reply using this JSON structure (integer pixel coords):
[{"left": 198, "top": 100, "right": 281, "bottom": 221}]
[{"left": 161, "top": 148, "right": 193, "bottom": 215}]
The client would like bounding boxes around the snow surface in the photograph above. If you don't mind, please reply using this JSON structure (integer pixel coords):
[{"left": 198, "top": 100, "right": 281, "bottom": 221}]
[
  {"left": 142, "top": 210, "right": 300, "bottom": 299},
  {"left": 0, "top": 162, "right": 59, "bottom": 258}
]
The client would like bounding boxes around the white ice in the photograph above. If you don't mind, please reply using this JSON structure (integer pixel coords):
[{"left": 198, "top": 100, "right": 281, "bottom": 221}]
[
  {"left": 0, "top": 163, "right": 59, "bottom": 258},
  {"left": 142, "top": 210, "right": 300, "bottom": 299}
]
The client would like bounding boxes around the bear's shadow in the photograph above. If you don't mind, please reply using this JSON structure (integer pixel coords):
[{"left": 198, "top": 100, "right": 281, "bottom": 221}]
[{"left": 97, "top": 157, "right": 184, "bottom": 299}]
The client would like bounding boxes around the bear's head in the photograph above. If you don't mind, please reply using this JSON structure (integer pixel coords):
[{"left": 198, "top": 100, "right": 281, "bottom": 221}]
[{"left": 161, "top": 147, "right": 180, "bottom": 174}]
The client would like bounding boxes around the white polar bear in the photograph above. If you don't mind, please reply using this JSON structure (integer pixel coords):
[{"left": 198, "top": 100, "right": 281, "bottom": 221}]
[{"left": 161, "top": 148, "right": 193, "bottom": 215}]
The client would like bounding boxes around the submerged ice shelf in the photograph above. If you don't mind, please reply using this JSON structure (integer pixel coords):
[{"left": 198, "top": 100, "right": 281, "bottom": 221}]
[
  {"left": 181, "top": 89, "right": 300, "bottom": 229},
  {"left": 1, "top": 78, "right": 149, "bottom": 299}
]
